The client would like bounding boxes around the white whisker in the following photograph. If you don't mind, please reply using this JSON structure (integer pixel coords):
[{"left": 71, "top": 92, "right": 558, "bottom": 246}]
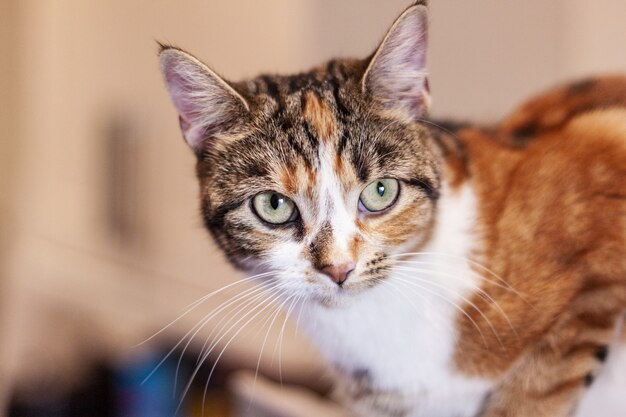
[
  {"left": 174, "top": 281, "right": 281, "bottom": 391},
  {"left": 275, "top": 294, "right": 301, "bottom": 386},
  {"left": 393, "top": 265, "right": 517, "bottom": 338},
  {"left": 193, "top": 286, "right": 292, "bottom": 416},
  {"left": 393, "top": 275, "right": 488, "bottom": 346},
  {"left": 389, "top": 251, "right": 530, "bottom": 306},
  {"left": 141, "top": 278, "right": 278, "bottom": 387},
  {"left": 135, "top": 271, "right": 277, "bottom": 347},
  {"left": 395, "top": 271, "right": 504, "bottom": 348}
]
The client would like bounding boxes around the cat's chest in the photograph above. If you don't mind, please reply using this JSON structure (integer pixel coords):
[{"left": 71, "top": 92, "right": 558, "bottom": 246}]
[
  {"left": 300, "top": 185, "right": 495, "bottom": 416},
  {"left": 304, "top": 278, "right": 493, "bottom": 417}
]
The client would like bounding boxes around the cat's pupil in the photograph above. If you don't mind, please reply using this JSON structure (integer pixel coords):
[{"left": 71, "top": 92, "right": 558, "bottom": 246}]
[
  {"left": 270, "top": 193, "right": 282, "bottom": 210},
  {"left": 377, "top": 182, "right": 385, "bottom": 197}
]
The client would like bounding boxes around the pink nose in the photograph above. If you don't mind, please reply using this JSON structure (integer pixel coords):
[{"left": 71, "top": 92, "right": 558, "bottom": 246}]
[{"left": 320, "top": 262, "right": 356, "bottom": 285}]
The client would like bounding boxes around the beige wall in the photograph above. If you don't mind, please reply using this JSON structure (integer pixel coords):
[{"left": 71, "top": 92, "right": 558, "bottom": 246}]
[
  {"left": 0, "top": 0, "right": 19, "bottom": 407},
  {"left": 0, "top": 0, "right": 18, "bottom": 262},
  {"left": 3, "top": 0, "right": 626, "bottom": 405}
]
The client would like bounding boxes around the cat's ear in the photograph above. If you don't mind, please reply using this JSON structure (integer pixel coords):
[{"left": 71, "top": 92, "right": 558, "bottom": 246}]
[
  {"left": 159, "top": 46, "right": 249, "bottom": 153},
  {"left": 362, "top": 4, "right": 430, "bottom": 120}
]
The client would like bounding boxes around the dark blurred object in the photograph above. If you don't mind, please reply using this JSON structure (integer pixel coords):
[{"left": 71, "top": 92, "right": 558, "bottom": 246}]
[
  {"left": 8, "top": 361, "right": 113, "bottom": 417},
  {"left": 6, "top": 346, "right": 233, "bottom": 417},
  {"left": 102, "top": 112, "right": 144, "bottom": 248}
]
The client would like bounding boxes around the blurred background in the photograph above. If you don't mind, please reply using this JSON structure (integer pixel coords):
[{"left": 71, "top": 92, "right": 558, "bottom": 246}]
[{"left": 1, "top": 0, "right": 625, "bottom": 416}]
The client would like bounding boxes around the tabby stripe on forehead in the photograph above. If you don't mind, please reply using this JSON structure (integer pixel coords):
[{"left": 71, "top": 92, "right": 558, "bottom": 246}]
[
  {"left": 350, "top": 149, "right": 370, "bottom": 181},
  {"left": 260, "top": 75, "right": 280, "bottom": 98},
  {"left": 337, "top": 129, "right": 349, "bottom": 157},
  {"left": 302, "top": 91, "right": 337, "bottom": 143},
  {"left": 241, "top": 159, "right": 270, "bottom": 178},
  {"left": 329, "top": 79, "right": 351, "bottom": 118},
  {"left": 304, "top": 122, "right": 320, "bottom": 149},
  {"left": 288, "top": 74, "right": 312, "bottom": 94},
  {"left": 326, "top": 59, "right": 348, "bottom": 82},
  {"left": 287, "top": 134, "right": 315, "bottom": 168}
]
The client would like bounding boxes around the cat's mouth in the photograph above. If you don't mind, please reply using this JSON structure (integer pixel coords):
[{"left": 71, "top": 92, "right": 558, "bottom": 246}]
[{"left": 308, "top": 272, "right": 390, "bottom": 307}]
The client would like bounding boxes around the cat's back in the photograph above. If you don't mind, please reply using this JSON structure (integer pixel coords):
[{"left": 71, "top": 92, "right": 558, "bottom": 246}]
[
  {"left": 461, "top": 75, "right": 626, "bottom": 270},
  {"left": 444, "top": 76, "right": 626, "bottom": 378},
  {"left": 459, "top": 75, "right": 626, "bottom": 232},
  {"left": 496, "top": 75, "right": 626, "bottom": 224},
  {"left": 499, "top": 75, "right": 626, "bottom": 143}
]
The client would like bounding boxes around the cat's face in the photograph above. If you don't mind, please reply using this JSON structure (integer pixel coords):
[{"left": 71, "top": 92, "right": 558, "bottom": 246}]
[{"left": 160, "top": 4, "right": 439, "bottom": 304}]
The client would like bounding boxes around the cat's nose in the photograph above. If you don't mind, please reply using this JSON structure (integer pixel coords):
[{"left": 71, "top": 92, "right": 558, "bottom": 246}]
[{"left": 320, "top": 262, "right": 356, "bottom": 286}]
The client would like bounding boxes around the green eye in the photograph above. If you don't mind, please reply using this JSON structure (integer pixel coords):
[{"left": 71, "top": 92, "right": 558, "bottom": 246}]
[
  {"left": 359, "top": 178, "right": 400, "bottom": 213},
  {"left": 252, "top": 191, "right": 297, "bottom": 224}
]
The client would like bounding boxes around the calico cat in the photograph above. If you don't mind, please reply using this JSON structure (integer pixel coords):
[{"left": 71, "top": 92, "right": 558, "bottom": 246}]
[{"left": 158, "top": 2, "right": 626, "bottom": 416}]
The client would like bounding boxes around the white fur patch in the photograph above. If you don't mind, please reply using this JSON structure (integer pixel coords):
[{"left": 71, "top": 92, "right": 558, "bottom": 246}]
[
  {"left": 317, "top": 141, "right": 359, "bottom": 257},
  {"left": 301, "top": 184, "right": 494, "bottom": 417}
]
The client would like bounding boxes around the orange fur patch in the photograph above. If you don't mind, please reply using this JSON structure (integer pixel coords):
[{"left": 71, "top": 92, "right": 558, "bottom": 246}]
[
  {"left": 280, "top": 166, "right": 297, "bottom": 195},
  {"left": 348, "top": 234, "right": 365, "bottom": 260},
  {"left": 303, "top": 91, "right": 337, "bottom": 142},
  {"left": 453, "top": 103, "right": 626, "bottom": 378}
]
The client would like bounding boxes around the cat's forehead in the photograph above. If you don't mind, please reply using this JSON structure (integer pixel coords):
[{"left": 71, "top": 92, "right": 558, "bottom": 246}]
[
  {"left": 204, "top": 61, "right": 440, "bottom": 210},
  {"left": 243, "top": 58, "right": 363, "bottom": 101}
]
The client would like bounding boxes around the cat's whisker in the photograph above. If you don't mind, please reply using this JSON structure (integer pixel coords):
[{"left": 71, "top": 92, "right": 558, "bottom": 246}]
[
  {"left": 393, "top": 259, "right": 514, "bottom": 294},
  {"left": 194, "top": 280, "right": 280, "bottom": 365},
  {"left": 194, "top": 287, "right": 292, "bottom": 416},
  {"left": 293, "top": 293, "right": 306, "bottom": 339},
  {"left": 180, "top": 287, "right": 286, "bottom": 414},
  {"left": 249, "top": 298, "right": 288, "bottom": 408},
  {"left": 141, "top": 279, "right": 278, "bottom": 387},
  {"left": 179, "top": 283, "right": 284, "bottom": 393},
  {"left": 246, "top": 292, "right": 305, "bottom": 406},
  {"left": 196, "top": 283, "right": 288, "bottom": 374},
  {"left": 395, "top": 272, "right": 506, "bottom": 350},
  {"left": 385, "top": 279, "right": 461, "bottom": 350},
  {"left": 390, "top": 251, "right": 531, "bottom": 306},
  {"left": 394, "top": 269, "right": 505, "bottom": 347},
  {"left": 184, "top": 280, "right": 279, "bottom": 365},
  {"left": 276, "top": 293, "right": 302, "bottom": 386},
  {"left": 174, "top": 282, "right": 281, "bottom": 391},
  {"left": 415, "top": 118, "right": 464, "bottom": 145},
  {"left": 135, "top": 271, "right": 277, "bottom": 347},
  {"left": 377, "top": 280, "right": 438, "bottom": 327},
  {"left": 393, "top": 265, "right": 517, "bottom": 338},
  {"left": 393, "top": 274, "right": 489, "bottom": 347},
  {"left": 272, "top": 296, "right": 295, "bottom": 386}
]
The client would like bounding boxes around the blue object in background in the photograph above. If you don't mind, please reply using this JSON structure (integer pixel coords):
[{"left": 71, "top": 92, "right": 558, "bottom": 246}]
[{"left": 114, "top": 350, "right": 187, "bottom": 417}]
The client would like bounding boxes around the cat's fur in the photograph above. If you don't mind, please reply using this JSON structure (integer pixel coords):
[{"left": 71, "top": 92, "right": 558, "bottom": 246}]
[{"left": 159, "top": 2, "right": 626, "bottom": 416}]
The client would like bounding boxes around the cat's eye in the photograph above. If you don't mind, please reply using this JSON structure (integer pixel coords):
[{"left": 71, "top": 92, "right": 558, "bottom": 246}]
[
  {"left": 252, "top": 191, "right": 298, "bottom": 225},
  {"left": 359, "top": 178, "right": 400, "bottom": 213}
]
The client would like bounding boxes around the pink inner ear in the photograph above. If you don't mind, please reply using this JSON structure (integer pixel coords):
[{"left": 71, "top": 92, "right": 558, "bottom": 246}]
[
  {"left": 365, "top": 5, "right": 430, "bottom": 117},
  {"left": 164, "top": 65, "right": 203, "bottom": 121},
  {"left": 161, "top": 50, "right": 248, "bottom": 152},
  {"left": 161, "top": 53, "right": 217, "bottom": 151},
  {"left": 168, "top": 79, "right": 208, "bottom": 150}
]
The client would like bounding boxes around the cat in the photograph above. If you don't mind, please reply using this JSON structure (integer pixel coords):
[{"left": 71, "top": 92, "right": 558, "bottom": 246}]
[{"left": 158, "top": 1, "right": 626, "bottom": 416}]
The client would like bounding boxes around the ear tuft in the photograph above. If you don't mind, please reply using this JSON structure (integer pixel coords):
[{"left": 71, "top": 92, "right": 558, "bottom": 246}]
[
  {"left": 362, "top": 5, "right": 430, "bottom": 120},
  {"left": 159, "top": 47, "right": 249, "bottom": 153}
]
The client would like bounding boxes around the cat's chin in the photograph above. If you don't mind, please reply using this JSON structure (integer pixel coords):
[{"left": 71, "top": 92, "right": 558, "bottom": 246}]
[{"left": 308, "top": 280, "right": 383, "bottom": 308}]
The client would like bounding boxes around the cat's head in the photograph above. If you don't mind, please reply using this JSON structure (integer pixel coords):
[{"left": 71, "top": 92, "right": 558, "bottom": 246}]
[{"left": 160, "top": 3, "right": 442, "bottom": 304}]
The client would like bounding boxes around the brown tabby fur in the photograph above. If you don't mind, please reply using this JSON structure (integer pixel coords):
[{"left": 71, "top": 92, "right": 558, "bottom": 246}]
[{"left": 159, "top": 1, "right": 626, "bottom": 414}]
